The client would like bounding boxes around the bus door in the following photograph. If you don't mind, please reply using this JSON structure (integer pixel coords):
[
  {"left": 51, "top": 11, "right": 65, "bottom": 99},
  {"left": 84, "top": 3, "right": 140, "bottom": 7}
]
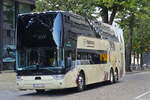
[{"left": 65, "top": 50, "right": 76, "bottom": 70}]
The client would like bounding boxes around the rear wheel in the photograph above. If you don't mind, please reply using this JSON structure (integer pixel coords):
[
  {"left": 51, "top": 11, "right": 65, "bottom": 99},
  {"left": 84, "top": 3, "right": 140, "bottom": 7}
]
[
  {"left": 115, "top": 69, "right": 119, "bottom": 82},
  {"left": 109, "top": 69, "right": 115, "bottom": 84},
  {"left": 77, "top": 73, "right": 85, "bottom": 91}
]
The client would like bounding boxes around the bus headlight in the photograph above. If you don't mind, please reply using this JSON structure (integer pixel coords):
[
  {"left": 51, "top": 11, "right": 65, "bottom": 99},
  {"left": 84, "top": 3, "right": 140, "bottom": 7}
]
[
  {"left": 52, "top": 75, "right": 65, "bottom": 80},
  {"left": 17, "top": 76, "right": 24, "bottom": 80}
]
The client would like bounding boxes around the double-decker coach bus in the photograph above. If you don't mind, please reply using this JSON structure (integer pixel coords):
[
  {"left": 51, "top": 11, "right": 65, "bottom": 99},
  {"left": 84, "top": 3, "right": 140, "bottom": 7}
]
[{"left": 16, "top": 11, "right": 125, "bottom": 92}]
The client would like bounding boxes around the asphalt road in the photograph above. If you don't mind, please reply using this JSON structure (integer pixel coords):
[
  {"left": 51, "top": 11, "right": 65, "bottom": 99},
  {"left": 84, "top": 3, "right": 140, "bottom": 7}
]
[{"left": 0, "top": 71, "right": 150, "bottom": 100}]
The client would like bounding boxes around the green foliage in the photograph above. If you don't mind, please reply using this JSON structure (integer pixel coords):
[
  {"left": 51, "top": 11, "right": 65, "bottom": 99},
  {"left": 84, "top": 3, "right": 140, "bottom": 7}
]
[
  {"left": 95, "top": 0, "right": 130, "bottom": 8},
  {"left": 35, "top": 0, "right": 134, "bottom": 24},
  {"left": 94, "top": 0, "right": 134, "bottom": 24},
  {"left": 34, "top": 0, "right": 96, "bottom": 19},
  {"left": 132, "top": 18, "right": 150, "bottom": 54},
  {"left": 117, "top": 0, "right": 150, "bottom": 54}
]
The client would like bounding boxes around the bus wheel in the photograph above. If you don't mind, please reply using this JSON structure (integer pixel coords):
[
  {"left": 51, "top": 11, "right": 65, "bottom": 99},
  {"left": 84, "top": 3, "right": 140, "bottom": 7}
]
[
  {"left": 115, "top": 69, "right": 119, "bottom": 82},
  {"left": 109, "top": 69, "right": 115, "bottom": 84},
  {"left": 36, "top": 89, "right": 45, "bottom": 94},
  {"left": 77, "top": 73, "right": 85, "bottom": 91}
]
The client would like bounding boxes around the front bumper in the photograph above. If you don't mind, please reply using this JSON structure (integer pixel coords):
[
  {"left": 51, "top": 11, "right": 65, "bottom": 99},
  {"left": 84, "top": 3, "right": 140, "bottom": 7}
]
[{"left": 16, "top": 76, "right": 66, "bottom": 90}]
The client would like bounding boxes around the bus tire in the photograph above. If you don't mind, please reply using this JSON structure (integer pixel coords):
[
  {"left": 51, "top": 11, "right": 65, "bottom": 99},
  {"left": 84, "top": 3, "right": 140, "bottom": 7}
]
[
  {"left": 77, "top": 73, "right": 85, "bottom": 91},
  {"left": 36, "top": 89, "right": 45, "bottom": 94},
  {"left": 115, "top": 69, "right": 119, "bottom": 82},
  {"left": 109, "top": 69, "right": 115, "bottom": 84}
]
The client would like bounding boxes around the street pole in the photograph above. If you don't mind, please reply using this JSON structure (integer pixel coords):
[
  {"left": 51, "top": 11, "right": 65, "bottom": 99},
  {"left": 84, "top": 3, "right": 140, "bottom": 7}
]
[{"left": 0, "top": 0, "right": 3, "bottom": 72}]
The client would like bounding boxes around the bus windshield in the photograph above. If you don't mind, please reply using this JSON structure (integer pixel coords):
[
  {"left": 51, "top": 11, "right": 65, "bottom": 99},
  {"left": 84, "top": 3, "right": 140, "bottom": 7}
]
[
  {"left": 18, "top": 48, "right": 61, "bottom": 70},
  {"left": 17, "top": 12, "right": 63, "bottom": 71}
]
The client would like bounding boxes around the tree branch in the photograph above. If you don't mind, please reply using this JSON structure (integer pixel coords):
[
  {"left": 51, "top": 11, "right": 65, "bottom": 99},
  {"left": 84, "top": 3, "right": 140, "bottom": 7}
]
[
  {"left": 100, "top": 6, "right": 109, "bottom": 24},
  {"left": 109, "top": 5, "right": 118, "bottom": 25}
]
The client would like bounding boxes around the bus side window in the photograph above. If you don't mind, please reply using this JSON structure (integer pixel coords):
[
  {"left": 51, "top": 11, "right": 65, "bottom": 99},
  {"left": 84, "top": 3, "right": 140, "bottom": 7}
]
[
  {"left": 77, "top": 52, "right": 108, "bottom": 65},
  {"left": 87, "top": 54, "right": 94, "bottom": 64},
  {"left": 77, "top": 53, "right": 81, "bottom": 60},
  {"left": 65, "top": 51, "right": 76, "bottom": 68},
  {"left": 67, "top": 54, "right": 72, "bottom": 67},
  {"left": 93, "top": 54, "right": 101, "bottom": 64},
  {"left": 100, "top": 53, "right": 107, "bottom": 64}
]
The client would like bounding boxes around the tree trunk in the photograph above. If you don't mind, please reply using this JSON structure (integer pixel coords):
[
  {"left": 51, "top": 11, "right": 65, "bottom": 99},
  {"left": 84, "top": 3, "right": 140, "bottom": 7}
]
[
  {"left": 125, "top": 13, "right": 135, "bottom": 72},
  {"left": 137, "top": 53, "right": 139, "bottom": 68},
  {"left": 0, "top": 0, "right": 3, "bottom": 72},
  {"left": 109, "top": 5, "right": 117, "bottom": 25},
  {"left": 125, "top": 46, "right": 128, "bottom": 71},
  {"left": 133, "top": 52, "right": 135, "bottom": 65},
  {"left": 140, "top": 53, "right": 143, "bottom": 70},
  {"left": 101, "top": 6, "right": 109, "bottom": 24}
]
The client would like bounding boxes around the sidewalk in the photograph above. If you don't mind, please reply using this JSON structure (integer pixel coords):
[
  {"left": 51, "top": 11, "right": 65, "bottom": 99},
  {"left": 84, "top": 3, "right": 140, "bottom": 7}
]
[
  {"left": 0, "top": 72, "right": 17, "bottom": 90},
  {"left": 126, "top": 67, "right": 150, "bottom": 74},
  {"left": 1, "top": 70, "right": 15, "bottom": 73}
]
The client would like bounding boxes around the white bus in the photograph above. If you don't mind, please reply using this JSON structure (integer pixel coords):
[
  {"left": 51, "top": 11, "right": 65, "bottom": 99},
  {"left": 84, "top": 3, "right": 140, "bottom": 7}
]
[{"left": 16, "top": 11, "right": 125, "bottom": 92}]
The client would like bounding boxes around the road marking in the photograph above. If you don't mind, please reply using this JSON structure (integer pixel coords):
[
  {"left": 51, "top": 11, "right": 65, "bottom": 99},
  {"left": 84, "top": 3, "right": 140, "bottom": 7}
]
[{"left": 135, "top": 90, "right": 150, "bottom": 100}]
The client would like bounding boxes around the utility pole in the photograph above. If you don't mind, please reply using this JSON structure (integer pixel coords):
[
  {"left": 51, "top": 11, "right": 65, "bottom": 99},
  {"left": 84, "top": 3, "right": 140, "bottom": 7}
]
[{"left": 0, "top": 0, "right": 3, "bottom": 72}]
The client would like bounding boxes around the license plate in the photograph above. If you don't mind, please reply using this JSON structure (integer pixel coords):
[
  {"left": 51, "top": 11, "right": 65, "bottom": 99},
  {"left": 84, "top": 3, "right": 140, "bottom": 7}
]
[{"left": 33, "top": 84, "right": 45, "bottom": 88}]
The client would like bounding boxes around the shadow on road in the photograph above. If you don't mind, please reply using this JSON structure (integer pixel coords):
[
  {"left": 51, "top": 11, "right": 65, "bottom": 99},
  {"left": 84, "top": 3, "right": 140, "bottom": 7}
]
[
  {"left": 20, "top": 81, "right": 122, "bottom": 97},
  {"left": 20, "top": 88, "right": 78, "bottom": 97}
]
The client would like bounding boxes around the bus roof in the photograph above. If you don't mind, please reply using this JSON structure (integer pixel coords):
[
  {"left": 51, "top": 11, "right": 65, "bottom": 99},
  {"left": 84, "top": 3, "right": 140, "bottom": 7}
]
[{"left": 18, "top": 11, "right": 82, "bottom": 18}]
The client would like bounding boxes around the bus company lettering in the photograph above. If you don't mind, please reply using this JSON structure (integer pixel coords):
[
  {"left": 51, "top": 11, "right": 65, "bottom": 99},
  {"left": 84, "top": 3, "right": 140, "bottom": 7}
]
[{"left": 83, "top": 39, "right": 95, "bottom": 48}]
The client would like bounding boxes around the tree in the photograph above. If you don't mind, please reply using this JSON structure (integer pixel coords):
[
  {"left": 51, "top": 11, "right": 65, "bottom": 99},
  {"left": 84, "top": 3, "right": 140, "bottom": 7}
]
[
  {"left": 132, "top": 18, "right": 150, "bottom": 69},
  {"left": 35, "top": 0, "right": 133, "bottom": 25},
  {"left": 117, "top": 0, "right": 150, "bottom": 71},
  {"left": 94, "top": 0, "right": 134, "bottom": 25},
  {"left": 35, "top": 0, "right": 96, "bottom": 19}
]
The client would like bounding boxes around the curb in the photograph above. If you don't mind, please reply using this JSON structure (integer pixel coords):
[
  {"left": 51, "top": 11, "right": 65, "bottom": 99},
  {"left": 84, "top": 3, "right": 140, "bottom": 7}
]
[
  {"left": 126, "top": 69, "right": 150, "bottom": 74},
  {"left": 0, "top": 70, "right": 16, "bottom": 73}
]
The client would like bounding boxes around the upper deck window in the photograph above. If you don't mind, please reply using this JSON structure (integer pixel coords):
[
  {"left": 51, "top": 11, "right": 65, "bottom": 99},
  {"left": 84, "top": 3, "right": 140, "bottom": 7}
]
[{"left": 17, "top": 12, "right": 63, "bottom": 48}]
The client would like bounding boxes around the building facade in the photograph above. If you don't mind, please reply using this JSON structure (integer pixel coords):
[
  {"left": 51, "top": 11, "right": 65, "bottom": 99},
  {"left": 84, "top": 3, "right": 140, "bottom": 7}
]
[{"left": 0, "top": 0, "right": 36, "bottom": 70}]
